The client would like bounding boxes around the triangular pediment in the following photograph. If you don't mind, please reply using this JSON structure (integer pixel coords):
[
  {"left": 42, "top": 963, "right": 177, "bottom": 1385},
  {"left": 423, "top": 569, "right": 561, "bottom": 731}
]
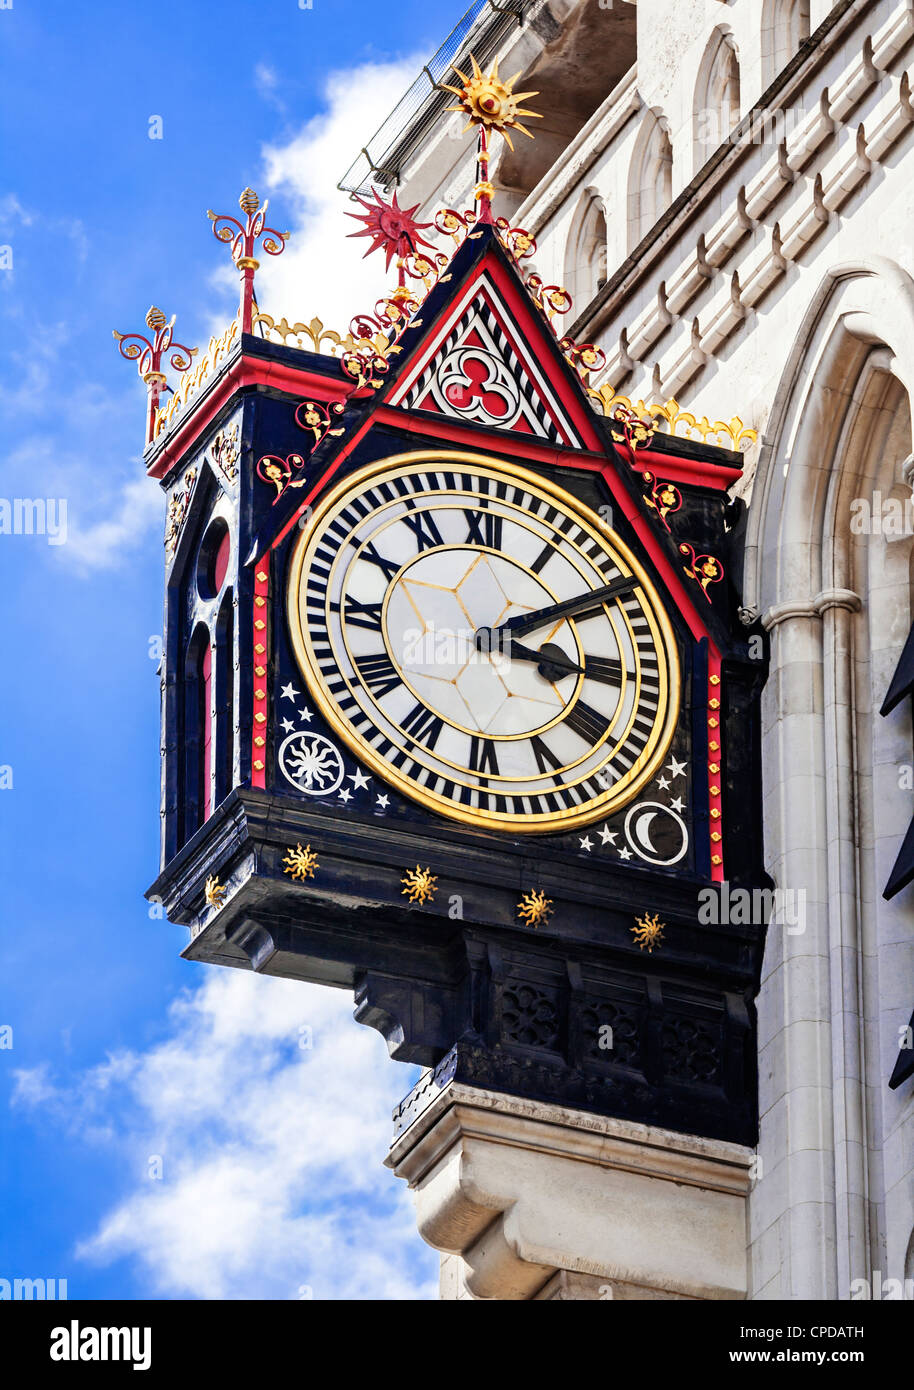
[{"left": 382, "top": 231, "right": 596, "bottom": 450}]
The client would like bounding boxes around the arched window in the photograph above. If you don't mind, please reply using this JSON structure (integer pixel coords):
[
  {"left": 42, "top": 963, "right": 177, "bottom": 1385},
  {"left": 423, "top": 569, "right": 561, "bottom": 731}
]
[
  {"left": 761, "top": 0, "right": 811, "bottom": 87},
  {"left": 183, "top": 622, "right": 212, "bottom": 843},
  {"left": 214, "top": 588, "right": 234, "bottom": 809},
  {"left": 564, "top": 193, "right": 608, "bottom": 310},
  {"left": 694, "top": 31, "right": 741, "bottom": 173},
  {"left": 628, "top": 110, "right": 673, "bottom": 250}
]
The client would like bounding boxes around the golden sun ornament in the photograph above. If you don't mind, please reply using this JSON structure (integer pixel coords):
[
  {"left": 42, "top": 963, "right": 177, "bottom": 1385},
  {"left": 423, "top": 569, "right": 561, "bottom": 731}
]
[
  {"left": 442, "top": 55, "right": 541, "bottom": 149},
  {"left": 204, "top": 874, "right": 226, "bottom": 910},
  {"left": 401, "top": 865, "right": 438, "bottom": 905},
  {"left": 283, "top": 843, "right": 319, "bottom": 882},
  {"left": 632, "top": 913, "right": 665, "bottom": 953},
  {"left": 517, "top": 890, "right": 553, "bottom": 929}
]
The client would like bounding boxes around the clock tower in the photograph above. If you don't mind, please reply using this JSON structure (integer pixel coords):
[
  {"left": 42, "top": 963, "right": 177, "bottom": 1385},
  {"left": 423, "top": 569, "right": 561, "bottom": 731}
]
[{"left": 120, "top": 63, "right": 770, "bottom": 1300}]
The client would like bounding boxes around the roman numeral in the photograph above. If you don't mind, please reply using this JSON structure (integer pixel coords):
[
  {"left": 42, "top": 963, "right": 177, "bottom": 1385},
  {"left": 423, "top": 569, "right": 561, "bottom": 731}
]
[
  {"left": 530, "top": 542, "right": 554, "bottom": 575},
  {"left": 530, "top": 735, "right": 563, "bottom": 776},
  {"left": 584, "top": 656, "right": 625, "bottom": 685},
  {"left": 564, "top": 699, "right": 610, "bottom": 746},
  {"left": 468, "top": 736, "right": 499, "bottom": 779},
  {"left": 464, "top": 509, "right": 503, "bottom": 549},
  {"left": 402, "top": 703, "right": 443, "bottom": 749},
  {"left": 332, "top": 595, "right": 383, "bottom": 632},
  {"left": 361, "top": 542, "right": 400, "bottom": 582},
  {"left": 355, "top": 652, "right": 401, "bottom": 699},
  {"left": 402, "top": 508, "right": 444, "bottom": 552}
]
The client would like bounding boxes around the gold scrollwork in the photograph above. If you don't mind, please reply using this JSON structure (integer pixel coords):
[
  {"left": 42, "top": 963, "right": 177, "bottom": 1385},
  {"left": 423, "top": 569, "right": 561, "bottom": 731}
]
[{"left": 588, "top": 383, "right": 757, "bottom": 453}]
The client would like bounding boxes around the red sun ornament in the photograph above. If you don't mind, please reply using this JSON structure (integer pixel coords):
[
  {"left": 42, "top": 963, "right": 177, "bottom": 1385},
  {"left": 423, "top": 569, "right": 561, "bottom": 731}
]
[{"left": 346, "top": 188, "right": 436, "bottom": 271}]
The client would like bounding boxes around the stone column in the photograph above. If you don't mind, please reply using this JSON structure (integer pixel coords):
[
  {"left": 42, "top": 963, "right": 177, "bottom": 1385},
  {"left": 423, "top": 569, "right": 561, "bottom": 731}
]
[{"left": 386, "top": 1081, "right": 754, "bottom": 1301}]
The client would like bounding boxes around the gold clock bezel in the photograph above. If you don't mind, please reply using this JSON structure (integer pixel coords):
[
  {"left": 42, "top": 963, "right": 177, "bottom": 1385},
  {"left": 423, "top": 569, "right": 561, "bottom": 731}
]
[{"left": 287, "top": 449, "right": 680, "bottom": 833}]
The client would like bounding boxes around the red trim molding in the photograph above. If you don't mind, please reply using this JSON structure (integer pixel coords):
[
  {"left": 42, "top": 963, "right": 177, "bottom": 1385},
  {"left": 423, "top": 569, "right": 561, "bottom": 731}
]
[{"left": 251, "top": 558, "right": 270, "bottom": 790}]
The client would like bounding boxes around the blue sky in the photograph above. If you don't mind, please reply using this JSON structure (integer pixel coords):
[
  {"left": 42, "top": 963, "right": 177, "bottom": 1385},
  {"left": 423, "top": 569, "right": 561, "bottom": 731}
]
[{"left": 0, "top": 0, "right": 464, "bottom": 1300}]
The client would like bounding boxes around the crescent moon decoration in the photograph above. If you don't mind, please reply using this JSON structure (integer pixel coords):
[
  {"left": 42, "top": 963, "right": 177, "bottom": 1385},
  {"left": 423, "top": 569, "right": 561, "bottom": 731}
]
[{"left": 624, "top": 801, "right": 689, "bottom": 867}]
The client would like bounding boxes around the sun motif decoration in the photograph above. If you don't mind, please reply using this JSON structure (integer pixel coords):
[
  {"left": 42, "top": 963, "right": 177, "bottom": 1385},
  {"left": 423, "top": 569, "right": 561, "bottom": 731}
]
[
  {"left": 632, "top": 912, "right": 665, "bottom": 953},
  {"left": 517, "top": 890, "right": 554, "bottom": 929},
  {"left": 282, "top": 733, "right": 344, "bottom": 793},
  {"left": 283, "top": 843, "right": 320, "bottom": 882},
  {"left": 442, "top": 56, "right": 541, "bottom": 149},
  {"left": 401, "top": 865, "right": 438, "bottom": 905},
  {"left": 346, "top": 188, "right": 436, "bottom": 271},
  {"left": 205, "top": 874, "right": 226, "bottom": 909}
]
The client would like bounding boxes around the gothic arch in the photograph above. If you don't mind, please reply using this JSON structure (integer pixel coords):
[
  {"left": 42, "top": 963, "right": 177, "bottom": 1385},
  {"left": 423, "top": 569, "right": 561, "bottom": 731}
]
[
  {"left": 563, "top": 190, "right": 608, "bottom": 310},
  {"left": 183, "top": 620, "right": 212, "bottom": 844},
  {"left": 745, "top": 261, "right": 914, "bottom": 1299},
  {"left": 214, "top": 587, "right": 235, "bottom": 809},
  {"left": 628, "top": 108, "right": 673, "bottom": 250},
  {"left": 693, "top": 29, "right": 741, "bottom": 174},
  {"left": 761, "top": 0, "right": 811, "bottom": 88}
]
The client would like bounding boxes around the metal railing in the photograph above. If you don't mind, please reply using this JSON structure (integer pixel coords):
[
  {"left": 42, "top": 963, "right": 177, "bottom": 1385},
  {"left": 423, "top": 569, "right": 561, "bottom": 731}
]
[{"left": 338, "top": 0, "right": 532, "bottom": 195}]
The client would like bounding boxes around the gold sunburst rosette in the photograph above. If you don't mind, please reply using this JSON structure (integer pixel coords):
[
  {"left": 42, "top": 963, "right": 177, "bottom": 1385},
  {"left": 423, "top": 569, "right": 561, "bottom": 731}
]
[{"left": 442, "top": 55, "right": 541, "bottom": 150}]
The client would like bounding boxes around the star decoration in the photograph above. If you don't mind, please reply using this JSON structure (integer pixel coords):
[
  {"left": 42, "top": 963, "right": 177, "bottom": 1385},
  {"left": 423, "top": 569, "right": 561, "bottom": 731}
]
[
  {"left": 657, "top": 775, "right": 671, "bottom": 790},
  {"left": 376, "top": 794, "right": 390, "bottom": 809},
  {"left": 338, "top": 788, "right": 352, "bottom": 803},
  {"left": 599, "top": 825, "right": 617, "bottom": 845},
  {"left": 442, "top": 55, "right": 542, "bottom": 150},
  {"left": 299, "top": 708, "right": 314, "bottom": 724},
  {"left": 346, "top": 187, "right": 436, "bottom": 271},
  {"left": 282, "top": 843, "right": 319, "bottom": 882},
  {"left": 516, "top": 889, "right": 553, "bottom": 929},
  {"left": 666, "top": 757, "right": 687, "bottom": 779},
  {"left": 670, "top": 796, "right": 685, "bottom": 813},
  {"left": 401, "top": 865, "right": 437, "bottom": 905},
  {"left": 349, "top": 768, "right": 371, "bottom": 790},
  {"left": 618, "top": 847, "right": 632, "bottom": 861},
  {"left": 281, "top": 718, "right": 295, "bottom": 734},
  {"left": 280, "top": 683, "right": 299, "bottom": 701},
  {"left": 579, "top": 835, "right": 593, "bottom": 852},
  {"left": 632, "top": 912, "right": 665, "bottom": 953},
  {"left": 204, "top": 874, "right": 226, "bottom": 909}
]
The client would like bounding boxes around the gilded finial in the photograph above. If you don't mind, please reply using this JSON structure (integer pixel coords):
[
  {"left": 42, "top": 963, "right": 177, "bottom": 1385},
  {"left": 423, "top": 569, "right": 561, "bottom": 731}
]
[
  {"left": 442, "top": 55, "right": 541, "bottom": 150},
  {"left": 145, "top": 305, "right": 167, "bottom": 331},
  {"left": 239, "top": 187, "right": 260, "bottom": 216}
]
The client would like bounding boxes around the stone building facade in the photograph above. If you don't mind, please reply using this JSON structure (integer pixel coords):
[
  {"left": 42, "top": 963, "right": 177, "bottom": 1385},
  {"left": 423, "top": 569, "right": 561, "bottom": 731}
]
[{"left": 349, "top": 0, "right": 914, "bottom": 1299}]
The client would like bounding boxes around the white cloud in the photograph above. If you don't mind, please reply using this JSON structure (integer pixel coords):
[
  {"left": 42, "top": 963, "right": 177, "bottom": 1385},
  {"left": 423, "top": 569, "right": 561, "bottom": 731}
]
[
  {"left": 6, "top": 64, "right": 444, "bottom": 1303},
  {"left": 211, "top": 56, "right": 424, "bottom": 339},
  {"left": 13, "top": 969, "right": 437, "bottom": 1300},
  {"left": 0, "top": 193, "right": 34, "bottom": 230},
  {"left": 62, "top": 472, "right": 164, "bottom": 571},
  {"left": 0, "top": 369, "right": 162, "bottom": 574}
]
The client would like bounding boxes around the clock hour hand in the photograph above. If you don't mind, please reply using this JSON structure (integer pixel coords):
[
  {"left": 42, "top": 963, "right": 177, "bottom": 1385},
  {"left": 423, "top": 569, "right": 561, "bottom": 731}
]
[
  {"left": 499, "top": 639, "right": 584, "bottom": 680},
  {"left": 476, "top": 574, "right": 639, "bottom": 649}
]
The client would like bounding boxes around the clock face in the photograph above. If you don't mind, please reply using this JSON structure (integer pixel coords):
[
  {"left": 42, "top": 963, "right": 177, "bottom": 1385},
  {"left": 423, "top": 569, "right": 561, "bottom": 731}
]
[{"left": 287, "top": 452, "right": 679, "bottom": 832}]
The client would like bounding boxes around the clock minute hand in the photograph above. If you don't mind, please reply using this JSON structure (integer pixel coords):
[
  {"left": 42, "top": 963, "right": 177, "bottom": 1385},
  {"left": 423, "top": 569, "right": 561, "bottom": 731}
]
[{"left": 479, "top": 575, "right": 640, "bottom": 648}]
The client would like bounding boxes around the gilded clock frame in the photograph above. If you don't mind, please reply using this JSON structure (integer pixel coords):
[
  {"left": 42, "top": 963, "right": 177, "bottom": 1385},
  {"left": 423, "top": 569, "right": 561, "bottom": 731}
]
[{"left": 287, "top": 450, "right": 681, "bottom": 833}]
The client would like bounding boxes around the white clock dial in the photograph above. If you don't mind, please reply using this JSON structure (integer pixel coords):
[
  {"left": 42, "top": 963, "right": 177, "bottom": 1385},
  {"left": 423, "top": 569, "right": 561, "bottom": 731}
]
[{"left": 288, "top": 452, "right": 679, "bottom": 832}]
